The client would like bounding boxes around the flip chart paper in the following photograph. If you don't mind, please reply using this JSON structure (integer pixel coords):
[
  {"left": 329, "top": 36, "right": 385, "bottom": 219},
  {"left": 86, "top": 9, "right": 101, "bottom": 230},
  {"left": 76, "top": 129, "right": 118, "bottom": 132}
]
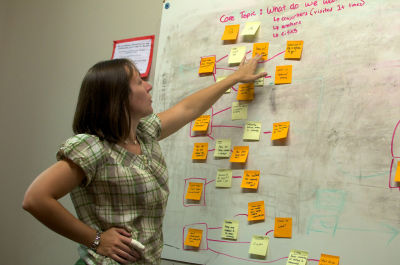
[
  {"left": 237, "top": 83, "right": 254, "bottom": 101},
  {"left": 274, "top": 217, "right": 292, "bottom": 238},
  {"left": 214, "top": 139, "right": 231, "bottom": 158},
  {"left": 271, "top": 121, "right": 290, "bottom": 140},
  {"left": 285, "top": 40, "right": 304, "bottom": 60},
  {"left": 230, "top": 146, "right": 249, "bottom": 163},
  {"left": 275, "top": 65, "right": 292, "bottom": 84},
  {"left": 216, "top": 169, "right": 233, "bottom": 188},
  {"left": 241, "top": 22, "right": 261, "bottom": 36},
  {"left": 221, "top": 219, "right": 239, "bottom": 240},
  {"left": 232, "top": 102, "right": 248, "bottom": 120},
  {"left": 241, "top": 170, "right": 260, "bottom": 189},
  {"left": 248, "top": 235, "right": 269, "bottom": 256},
  {"left": 286, "top": 249, "right": 309, "bottom": 265},
  {"left": 184, "top": 228, "right": 203, "bottom": 247},
  {"left": 192, "top": 143, "right": 208, "bottom": 160},
  {"left": 192, "top": 115, "right": 211, "bottom": 132},
  {"left": 394, "top": 161, "right": 400, "bottom": 182},
  {"left": 243, "top": 121, "right": 262, "bottom": 141},
  {"left": 318, "top": 254, "right": 340, "bottom": 265},
  {"left": 185, "top": 182, "right": 203, "bottom": 201},
  {"left": 248, "top": 201, "right": 265, "bottom": 221},
  {"left": 228, "top": 46, "right": 246, "bottom": 65},
  {"left": 222, "top": 24, "right": 240, "bottom": 41},
  {"left": 199, "top": 56, "right": 215, "bottom": 74},
  {"left": 253, "top": 42, "right": 269, "bottom": 60}
]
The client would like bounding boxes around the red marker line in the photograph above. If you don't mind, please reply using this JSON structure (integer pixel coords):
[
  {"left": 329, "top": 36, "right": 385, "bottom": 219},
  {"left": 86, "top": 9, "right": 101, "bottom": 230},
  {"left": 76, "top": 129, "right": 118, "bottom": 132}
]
[
  {"left": 234, "top": 213, "right": 248, "bottom": 217},
  {"left": 208, "top": 247, "right": 290, "bottom": 264},
  {"left": 266, "top": 230, "right": 274, "bottom": 236},
  {"left": 206, "top": 179, "right": 216, "bottom": 185},
  {"left": 213, "top": 107, "right": 231, "bottom": 116},
  {"left": 216, "top": 54, "right": 228, "bottom": 63},
  {"left": 264, "top": 131, "right": 272, "bottom": 134},
  {"left": 208, "top": 227, "right": 222, "bottom": 230},
  {"left": 207, "top": 239, "right": 250, "bottom": 244}
]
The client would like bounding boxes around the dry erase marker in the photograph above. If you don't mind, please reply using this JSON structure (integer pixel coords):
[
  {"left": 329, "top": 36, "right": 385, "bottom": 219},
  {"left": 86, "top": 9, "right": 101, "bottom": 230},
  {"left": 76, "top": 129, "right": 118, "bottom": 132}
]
[{"left": 131, "top": 239, "right": 145, "bottom": 251}]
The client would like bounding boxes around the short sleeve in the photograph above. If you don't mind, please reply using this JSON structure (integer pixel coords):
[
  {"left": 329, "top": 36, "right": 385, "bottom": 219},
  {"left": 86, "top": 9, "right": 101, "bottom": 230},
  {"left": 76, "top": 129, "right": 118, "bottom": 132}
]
[
  {"left": 56, "top": 134, "right": 106, "bottom": 186},
  {"left": 138, "top": 113, "right": 162, "bottom": 139}
]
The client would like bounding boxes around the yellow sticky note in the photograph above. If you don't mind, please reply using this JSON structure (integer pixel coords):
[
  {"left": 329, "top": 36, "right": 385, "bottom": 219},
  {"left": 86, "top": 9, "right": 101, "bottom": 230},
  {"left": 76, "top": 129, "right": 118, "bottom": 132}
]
[
  {"left": 185, "top": 182, "right": 203, "bottom": 201},
  {"left": 237, "top": 83, "right": 254, "bottom": 101},
  {"left": 228, "top": 46, "right": 246, "bottom": 65},
  {"left": 222, "top": 24, "right": 240, "bottom": 41},
  {"left": 230, "top": 146, "right": 249, "bottom": 163},
  {"left": 241, "top": 170, "right": 260, "bottom": 189},
  {"left": 394, "top": 161, "right": 400, "bottom": 182},
  {"left": 274, "top": 217, "right": 292, "bottom": 238},
  {"left": 248, "top": 235, "right": 269, "bottom": 256},
  {"left": 275, "top": 65, "right": 292, "bottom": 84},
  {"left": 232, "top": 102, "right": 248, "bottom": 120},
  {"left": 243, "top": 121, "right": 261, "bottom": 141},
  {"left": 271, "top": 121, "right": 290, "bottom": 140},
  {"left": 254, "top": 67, "right": 265, "bottom": 87},
  {"left": 192, "top": 115, "right": 211, "bottom": 132},
  {"left": 285, "top": 40, "right": 304, "bottom": 60},
  {"left": 253, "top": 43, "right": 269, "bottom": 60},
  {"left": 286, "top": 249, "right": 308, "bottom": 265},
  {"left": 192, "top": 143, "right": 208, "bottom": 160},
  {"left": 248, "top": 201, "right": 265, "bottom": 221},
  {"left": 216, "top": 169, "right": 233, "bottom": 188},
  {"left": 217, "top": 76, "right": 230, "bottom": 93},
  {"left": 221, "top": 219, "right": 239, "bottom": 240},
  {"left": 184, "top": 228, "right": 203, "bottom": 247},
  {"left": 318, "top": 254, "right": 340, "bottom": 265},
  {"left": 214, "top": 139, "right": 231, "bottom": 158},
  {"left": 241, "top": 22, "right": 261, "bottom": 36},
  {"left": 199, "top": 56, "right": 215, "bottom": 74}
]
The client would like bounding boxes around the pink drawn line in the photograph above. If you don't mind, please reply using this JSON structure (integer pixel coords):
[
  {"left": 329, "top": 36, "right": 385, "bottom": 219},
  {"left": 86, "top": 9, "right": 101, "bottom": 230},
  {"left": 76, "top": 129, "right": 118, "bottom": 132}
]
[
  {"left": 231, "top": 86, "right": 238, "bottom": 91},
  {"left": 234, "top": 213, "right": 248, "bottom": 217},
  {"left": 208, "top": 227, "right": 222, "bottom": 230},
  {"left": 205, "top": 179, "right": 215, "bottom": 185},
  {"left": 212, "top": 72, "right": 216, "bottom": 82},
  {"left": 208, "top": 247, "right": 290, "bottom": 264},
  {"left": 213, "top": 107, "right": 231, "bottom": 116},
  {"left": 208, "top": 149, "right": 215, "bottom": 152},
  {"left": 264, "top": 131, "right": 272, "bottom": 134},
  {"left": 390, "top": 120, "right": 400, "bottom": 158},
  {"left": 233, "top": 176, "right": 242, "bottom": 179},
  {"left": 213, "top": 125, "right": 243, "bottom": 129},
  {"left": 266, "top": 230, "right": 274, "bottom": 236},
  {"left": 207, "top": 239, "right": 250, "bottom": 244},
  {"left": 260, "top": 50, "right": 286, "bottom": 63},
  {"left": 216, "top": 54, "right": 228, "bottom": 63}
]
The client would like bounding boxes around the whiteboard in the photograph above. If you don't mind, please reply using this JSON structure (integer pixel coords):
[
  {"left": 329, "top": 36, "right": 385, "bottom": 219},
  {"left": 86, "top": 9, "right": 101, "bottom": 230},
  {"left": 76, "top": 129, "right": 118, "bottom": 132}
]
[{"left": 153, "top": 0, "right": 400, "bottom": 264}]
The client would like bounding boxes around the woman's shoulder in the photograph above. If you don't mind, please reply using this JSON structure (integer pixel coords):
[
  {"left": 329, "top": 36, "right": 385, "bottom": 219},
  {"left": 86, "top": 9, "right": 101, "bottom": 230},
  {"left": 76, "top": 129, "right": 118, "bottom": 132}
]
[{"left": 138, "top": 113, "right": 161, "bottom": 140}]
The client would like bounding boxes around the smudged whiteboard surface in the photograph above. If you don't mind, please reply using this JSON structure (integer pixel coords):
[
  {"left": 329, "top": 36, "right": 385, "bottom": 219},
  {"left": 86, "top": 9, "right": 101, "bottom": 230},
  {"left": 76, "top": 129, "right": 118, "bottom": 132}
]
[{"left": 153, "top": 0, "right": 400, "bottom": 264}]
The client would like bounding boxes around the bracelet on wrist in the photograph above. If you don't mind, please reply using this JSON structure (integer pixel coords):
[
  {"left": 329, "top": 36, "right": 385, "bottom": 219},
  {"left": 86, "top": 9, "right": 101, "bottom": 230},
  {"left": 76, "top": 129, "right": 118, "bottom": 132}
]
[{"left": 90, "top": 231, "right": 101, "bottom": 252}]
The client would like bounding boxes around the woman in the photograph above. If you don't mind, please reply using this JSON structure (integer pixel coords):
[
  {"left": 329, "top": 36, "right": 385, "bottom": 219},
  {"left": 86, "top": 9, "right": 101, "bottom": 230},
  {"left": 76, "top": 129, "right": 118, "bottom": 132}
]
[{"left": 22, "top": 55, "right": 266, "bottom": 264}]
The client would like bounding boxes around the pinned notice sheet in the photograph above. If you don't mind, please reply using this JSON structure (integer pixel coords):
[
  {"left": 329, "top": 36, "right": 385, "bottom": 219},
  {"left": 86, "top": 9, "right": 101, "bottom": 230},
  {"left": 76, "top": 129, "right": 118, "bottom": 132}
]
[
  {"left": 274, "top": 217, "right": 292, "bottom": 238},
  {"left": 275, "top": 65, "right": 292, "bottom": 84},
  {"left": 229, "top": 46, "right": 246, "bottom": 65},
  {"left": 192, "top": 115, "right": 211, "bottom": 132},
  {"left": 318, "top": 254, "right": 340, "bottom": 265},
  {"left": 112, "top": 35, "right": 154, "bottom": 78},
  {"left": 192, "top": 143, "right": 208, "bottom": 160},
  {"left": 221, "top": 219, "right": 239, "bottom": 240},
  {"left": 230, "top": 146, "right": 249, "bottom": 163},
  {"left": 286, "top": 249, "right": 308, "bottom": 265},
  {"left": 185, "top": 182, "right": 203, "bottom": 201},
  {"left": 285, "top": 40, "right": 304, "bottom": 60},
  {"left": 248, "top": 201, "right": 265, "bottom": 221},
  {"left": 222, "top": 24, "right": 240, "bottom": 41},
  {"left": 184, "top": 228, "right": 203, "bottom": 248},
  {"left": 249, "top": 235, "right": 269, "bottom": 257},
  {"left": 271, "top": 121, "right": 290, "bottom": 140},
  {"left": 199, "top": 56, "right": 216, "bottom": 75}
]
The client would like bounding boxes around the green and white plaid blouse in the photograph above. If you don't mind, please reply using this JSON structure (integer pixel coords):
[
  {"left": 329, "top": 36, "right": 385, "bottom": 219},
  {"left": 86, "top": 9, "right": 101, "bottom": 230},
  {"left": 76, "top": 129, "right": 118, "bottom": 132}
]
[{"left": 57, "top": 114, "right": 169, "bottom": 265}]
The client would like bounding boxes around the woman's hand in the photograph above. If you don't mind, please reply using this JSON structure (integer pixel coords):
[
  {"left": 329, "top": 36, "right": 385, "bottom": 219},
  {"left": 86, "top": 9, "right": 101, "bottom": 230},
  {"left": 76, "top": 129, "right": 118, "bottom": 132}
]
[
  {"left": 96, "top": 227, "right": 141, "bottom": 264},
  {"left": 232, "top": 54, "right": 267, "bottom": 83}
]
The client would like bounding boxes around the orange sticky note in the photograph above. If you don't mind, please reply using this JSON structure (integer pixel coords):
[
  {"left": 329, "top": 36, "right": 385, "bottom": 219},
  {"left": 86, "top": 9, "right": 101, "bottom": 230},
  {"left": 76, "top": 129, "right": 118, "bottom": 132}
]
[
  {"left": 248, "top": 201, "right": 265, "bottom": 221},
  {"left": 222, "top": 24, "right": 240, "bottom": 41},
  {"left": 237, "top": 83, "right": 254, "bottom": 101},
  {"left": 271, "top": 121, "right": 290, "bottom": 140},
  {"left": 285, "top": 40, "right": 304, "bottom": 60},
  {"left": 199, "top": 56, "right": 215, "bottom": 74},
  {"left": 274, "top": 217, "right": 292, "bottom": 238},
  {"left": 192, "top": 143, "right": 208, "bottom": 160},
  {"left": 394, "top": 161, "right": 400, "bottom": 182},
  {"left": 241, "top": 170, "right": 260, "bottom": 189},
  {"left": 184, "top": 228, "right": 203, "bottom": 247},
  {"left": 318, "top": 254, "right": 340, "bottom": 265},
  {"left": 230, "top": 146, "right": 249, "bottom": 163},
  {"left": 185, "top": 182, "right": 203, "bottom": 201},
  {"left": 192, "top": 115, "right": 211, "bottom": 132},
  {"left": 253, "top": 43, "right": 269, "bottom": 60},
  {"left": 275, "top": 65, "right": 292, "bottom": 84}
]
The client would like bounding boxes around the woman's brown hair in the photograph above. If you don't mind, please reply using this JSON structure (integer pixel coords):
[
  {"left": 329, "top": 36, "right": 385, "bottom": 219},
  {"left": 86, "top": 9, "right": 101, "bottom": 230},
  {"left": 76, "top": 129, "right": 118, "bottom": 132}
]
[{"left": 73, "top": 58, "right": 137, "bottom": 143}]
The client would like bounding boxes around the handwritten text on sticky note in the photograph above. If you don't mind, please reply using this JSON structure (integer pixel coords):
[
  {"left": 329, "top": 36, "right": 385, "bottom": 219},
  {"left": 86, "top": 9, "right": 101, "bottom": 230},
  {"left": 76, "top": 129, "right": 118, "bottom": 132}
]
[
  {"left": 192, "top": 143, "right": 208, "bottom": 160},
  {"left": 198, "top": 56, "right": 215, "bottom": 74},
  {"left": 271, "top": 121, "right": 290, "bottom": 140},
  {"left": 274, "top": 217, "right": 292, "bottom": 238},
  {"left": 285, "top": 40, "right": 304, "bottom": 60},
  {"left": 248, "top": 201, "right": 265, "bottom": 221},
  {"left": 275, "top": 65, "right": 292, "bottom": 84},
  {"left": 243, "top": 121, "right": 262, "bottom": 141},
  {"left": 192, "top": 115, "right": 211, "bottom": 132},
  {"left": 184, "top": 228, "right": 203, "bottom": 247},
  {"left": 249, "top": 235, "right": 269, "bottom": 256},
  {"left": 241, "top": 21, "right": 261, "bottom": 36},
  {"left": 214, "top": 139, "right": 231, "bottom": 158},
  {"left": 185, "top": 182, "right": 203, "bottom": 201},
  {"left": 229, "top": 46, "right": 246, "bottom": 65},
  {"left": 241, "top": 170, "right": 260, "bottom": 189},
  {"left": 230, "top": 146, "right": 249, "bottom": 163},
  {"left": 237, "top": 83, "right": 254, "bottom": 101},
  {"left": 221, "top": 219, "right": 239, "bottom": 240},
  {"left": 318, "top": 254, "right": 340, "bottom": 265},
  {"left": 216, "top": 169, "right": 233, "bottom": 188},
  {"left": 222, "top": 25, "right": 240, "bottom": 41},
  {"left": 286, "top": 249, "right": 308, "bottom": 265},
  {"left": 232, "top": 102, "right": 248, "bottom": 120},
  {"left": 253, "top": 42, "right": 269, "bottom": 60}
]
